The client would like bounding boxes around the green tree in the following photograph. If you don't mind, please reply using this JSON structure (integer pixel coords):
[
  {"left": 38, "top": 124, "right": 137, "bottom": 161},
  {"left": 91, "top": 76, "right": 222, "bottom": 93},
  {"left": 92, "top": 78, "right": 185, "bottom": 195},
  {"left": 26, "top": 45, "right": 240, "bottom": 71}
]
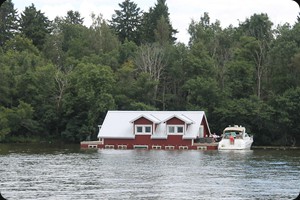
[
  {"left": 65, "top": 10, "right": 84, "bottom": 25},
  {"left": 34, "top": 64, "right": 58, "bottom": 135},
  {"left": 2, "top": 35, "right": 45, "bottom": 109},
  {"left": 0, "top": 106, "right": 10, "bottom": 140},
  {"left": 0, "top": 101, "right": 37, "bottom": 140},
  {"left": 0, "top": 0, "right": 18, "bottom": 46},
  {"left": 135, "top": 43, "right": 168, "bottom": 105},
  {"left": 82, "top": 13, "right": 121, "bottom": 69},
  {"left": 272, "top": 87, "right": 300, "bottom": 146},
  {"left": 213, "top": 96, "right": 274, "bottom": 143},
  {"left": 238, "top": 13, "right": 273, "bottom": 99},
  {"left": 42, "top": 30, "right": 65, "bottom": 67},
  {"left": 118, "top": 39, "right": 137, "bottom": 64},
  {"left": 268, "top": 23, "right": 300, "bottom": 94},
  {"left": 114, "top": 60, "right": 157, "bottom": 110},
  {"left": 90, "top": 13, "right": 119, "bottom": 55},
  {"left": 19, "top": 3, "right": 51, "bottom": 50},
  {"left": 161, "top": 43, "right": 189, "bottom": 110},
  {"left": 184, "top": 76, "right": 221, "bottom": 114},
  {"left": 186, "top": 41, "right": 216, "bottom": 79},
  {"left": 226, "top": 58, "right": 255, "bottom": 99},
  {"left": 0, "top": 47, "right": 12, "bottom": 106},
  {"left": 110, "top": 0, "right": 142, "bottom": 44},
  {"left": 154, "top": 15, "right": 170, "bottom": 45},
  {"left": 187, "top": 12, "right": 233, "bottom": 90},
  {"left": 0, "top": 35, "right": 57, "bottom": 137},
  {"left": 43, "top": 11, "right": 87, "bottom": 67},
  {"left": 62, "top": 63, "right": 116, "bottom": 141},
  {"left": 50, "top": 13, "right": 91, "bottom": 60},
  {"left": 141, "top": 0, "right": 177, "bottom": 43}
]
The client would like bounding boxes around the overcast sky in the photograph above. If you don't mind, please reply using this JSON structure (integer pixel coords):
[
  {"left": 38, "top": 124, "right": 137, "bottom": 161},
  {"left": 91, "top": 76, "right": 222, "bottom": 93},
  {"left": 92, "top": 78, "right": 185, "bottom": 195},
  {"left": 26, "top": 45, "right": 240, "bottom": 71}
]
[{"left": 12, "top": 0, "right": 299, "bottom": 44}]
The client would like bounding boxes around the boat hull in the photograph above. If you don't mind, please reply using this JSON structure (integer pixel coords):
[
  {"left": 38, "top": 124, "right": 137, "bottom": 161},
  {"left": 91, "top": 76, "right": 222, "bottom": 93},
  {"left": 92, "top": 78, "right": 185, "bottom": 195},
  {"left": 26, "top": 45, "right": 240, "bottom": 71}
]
[{"left": 218, "top": 138, "right": 253, "bottom": 150}]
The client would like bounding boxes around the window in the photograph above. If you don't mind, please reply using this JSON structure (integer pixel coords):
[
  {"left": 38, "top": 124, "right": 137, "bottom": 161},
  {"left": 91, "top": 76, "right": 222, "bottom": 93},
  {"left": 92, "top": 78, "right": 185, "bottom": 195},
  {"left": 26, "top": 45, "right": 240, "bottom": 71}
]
[
  {"left": 145, "top": 126, "right": 151, "bottom": 133},
  {"left": 134, "top": 145, "right": 148, "bottom": 149},
  {"left": 177, "top": 126, "right": 184, "bottom": 133},
  {"left": 168, "top": 126, "right": 175, "bottom": 133},
  {"left": 167, "top": 125, "right": 185, "bottom": 134},
  {"left": 136, "top": 126, "right": 143, "bottom": 133},
  {"left": 135, "top": 125, "right": 152, "bottom": 134}
]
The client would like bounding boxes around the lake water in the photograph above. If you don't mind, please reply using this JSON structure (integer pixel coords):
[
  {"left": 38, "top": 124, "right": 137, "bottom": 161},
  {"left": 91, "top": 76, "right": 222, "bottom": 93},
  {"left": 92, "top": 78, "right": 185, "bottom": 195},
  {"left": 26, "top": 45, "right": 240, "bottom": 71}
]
[{"left": 0, "top": 144, "right": 299, "bottom": 200}]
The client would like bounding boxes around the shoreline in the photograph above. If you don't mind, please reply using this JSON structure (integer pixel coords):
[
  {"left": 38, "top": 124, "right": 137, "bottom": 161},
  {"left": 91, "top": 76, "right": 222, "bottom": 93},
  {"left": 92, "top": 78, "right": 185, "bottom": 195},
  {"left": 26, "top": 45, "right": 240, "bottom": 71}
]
[{"left": 252, "top": 146, "right": 300, "bottom": 150}]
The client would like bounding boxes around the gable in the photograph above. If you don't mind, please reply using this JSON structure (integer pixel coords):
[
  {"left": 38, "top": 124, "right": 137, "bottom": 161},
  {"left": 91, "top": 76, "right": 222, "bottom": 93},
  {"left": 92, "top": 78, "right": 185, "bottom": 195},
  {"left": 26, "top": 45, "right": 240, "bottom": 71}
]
[
  {"left": 134, "top": 117, "right": 153, "bottom": 125},
  {"left": 166, "top": 117, "right": 185, "bottom": 125}
]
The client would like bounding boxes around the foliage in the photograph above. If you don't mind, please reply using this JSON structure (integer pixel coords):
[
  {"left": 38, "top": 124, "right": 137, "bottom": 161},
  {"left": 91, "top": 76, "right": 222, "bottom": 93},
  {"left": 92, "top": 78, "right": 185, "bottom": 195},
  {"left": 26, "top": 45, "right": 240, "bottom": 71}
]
[
  {"left": 0, "top": 101, "right": 37, "bottom": 141},
  {"left": 0, "top": 1, "right": 300, "bottom": 146},
  {"left": 0, "top": 0, "right": 19, "bottom": 46},
  {"left": 19, "top": 3, "right": 51, "bottom": 50},
  {"left": 141, "top": 0, "right": 177, "bottom": 44},
  {"left": 271, "top": 87, "right": 300, "bottom": 146},
  {"left": 110, "top": 0, "right": 142, "bottom": 44},
  {"left": 61, "top": 63, "right": 116, "bottom": 142}
]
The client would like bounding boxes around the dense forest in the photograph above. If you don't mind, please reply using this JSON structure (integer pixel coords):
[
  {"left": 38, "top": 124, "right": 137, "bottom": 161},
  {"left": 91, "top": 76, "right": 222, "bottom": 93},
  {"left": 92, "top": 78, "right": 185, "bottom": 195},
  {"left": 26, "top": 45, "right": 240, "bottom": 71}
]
[{"left": 0, "top": 0, "right": 300, "bottom": 146}]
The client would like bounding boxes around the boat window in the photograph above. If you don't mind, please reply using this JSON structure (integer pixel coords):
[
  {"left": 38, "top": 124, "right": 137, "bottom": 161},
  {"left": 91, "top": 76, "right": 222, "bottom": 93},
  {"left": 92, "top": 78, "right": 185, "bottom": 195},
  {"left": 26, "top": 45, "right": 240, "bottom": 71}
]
[
  {"left": 235, "top": 132, "right": 243, "bottom": 139},
  {"left": 224, "top": 131, "right": 241, "bottom": 138}
]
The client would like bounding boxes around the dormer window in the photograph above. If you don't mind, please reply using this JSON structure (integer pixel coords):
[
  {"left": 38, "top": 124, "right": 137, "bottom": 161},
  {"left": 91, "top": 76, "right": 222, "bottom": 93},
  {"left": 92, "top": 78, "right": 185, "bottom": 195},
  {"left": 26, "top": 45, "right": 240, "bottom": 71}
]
[
  {"left": 167, "top": 125, "right": 184, "bottom": 135},
  {"left": 135, "top": 125, "right": 152, "bottom": 134},
  {"left": 177, "top": 126, "right": 184, "bottom": 133},
  {"left": 145, "top": 126, "right": 151, "bottom": 133},
  {"left": 131, "top": 115, "right": 160, "bottom": 135},
  {"left": 136, "top": 126, "right": 143, "bottom": 133},
  {"left": 168, "top": 126, "right": 175, "bottom": 133}
]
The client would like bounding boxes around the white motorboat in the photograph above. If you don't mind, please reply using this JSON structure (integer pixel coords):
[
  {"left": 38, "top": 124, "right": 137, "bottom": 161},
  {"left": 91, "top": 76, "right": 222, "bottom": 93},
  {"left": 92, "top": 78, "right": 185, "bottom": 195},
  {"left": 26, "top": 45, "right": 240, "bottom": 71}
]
[{"left": 218, "top": 125, "right": 253, "bottom": 150}]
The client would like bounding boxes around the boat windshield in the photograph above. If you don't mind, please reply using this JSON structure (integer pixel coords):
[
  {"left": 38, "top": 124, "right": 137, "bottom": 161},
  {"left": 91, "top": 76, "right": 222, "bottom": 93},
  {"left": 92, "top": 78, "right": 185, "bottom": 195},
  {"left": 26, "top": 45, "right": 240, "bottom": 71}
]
[{"left": 224, "top": 131, "right": 243, "bottom": 139}]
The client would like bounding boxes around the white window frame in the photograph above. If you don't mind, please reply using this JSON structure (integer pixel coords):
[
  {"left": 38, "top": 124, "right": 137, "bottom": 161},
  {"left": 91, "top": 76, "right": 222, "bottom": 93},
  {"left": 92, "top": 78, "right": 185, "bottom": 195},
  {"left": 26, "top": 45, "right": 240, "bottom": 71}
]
[
  {"left": 177, "top": 126, "right": 184, "bottom": 134},
  {"left": 167, "top": 125, "right": 185, "bottom": 135},
  {"left": 135, "top": 125, "right": 152, "bottom": 135},
  {"left": 136, "top": 126, "right": 143, "bottom": 133},
  {"left": 145, "top": 126, "right": 152, "bottom": 133},
  {"left": 168, "top": 126, "right": 175, "bottom": 134}
]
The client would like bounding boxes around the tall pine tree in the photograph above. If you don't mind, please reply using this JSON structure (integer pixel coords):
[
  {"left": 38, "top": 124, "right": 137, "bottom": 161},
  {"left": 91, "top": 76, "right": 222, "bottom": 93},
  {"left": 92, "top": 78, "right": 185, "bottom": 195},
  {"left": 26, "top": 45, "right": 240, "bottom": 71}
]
[
  {"left": 110, "top": 0, "right": 142, "bottom": 44},
  {"left": 141, "top": 0, "right": 177, "bottom": 44},
  {"left": 19, "top": 3, "right": 51, "bottom": 50},
  {"left": 0, "top": 0, "right": 18, "bottom": 46}
]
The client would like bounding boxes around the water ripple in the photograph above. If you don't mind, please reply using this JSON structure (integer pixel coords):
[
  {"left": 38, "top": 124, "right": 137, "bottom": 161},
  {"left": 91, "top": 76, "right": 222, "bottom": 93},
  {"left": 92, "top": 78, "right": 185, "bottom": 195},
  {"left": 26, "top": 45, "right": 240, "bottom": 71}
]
[{"left": 0, "top": 145, "right": 299, "bottom": 199}]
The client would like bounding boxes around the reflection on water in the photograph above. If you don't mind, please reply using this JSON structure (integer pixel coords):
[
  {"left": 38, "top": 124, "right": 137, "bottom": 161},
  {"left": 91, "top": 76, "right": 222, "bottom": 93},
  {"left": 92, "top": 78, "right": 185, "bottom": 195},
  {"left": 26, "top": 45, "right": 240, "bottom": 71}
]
[{"left": 0, "top": 144, "right": 299, "bottom": 200}]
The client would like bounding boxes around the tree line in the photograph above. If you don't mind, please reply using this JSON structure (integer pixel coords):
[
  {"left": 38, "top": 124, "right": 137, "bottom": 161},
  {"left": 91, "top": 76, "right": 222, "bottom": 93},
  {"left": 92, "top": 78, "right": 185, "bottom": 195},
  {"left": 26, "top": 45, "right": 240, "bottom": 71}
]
[{"left": 0, "top": 0, "right": 300, "bottom": 146}]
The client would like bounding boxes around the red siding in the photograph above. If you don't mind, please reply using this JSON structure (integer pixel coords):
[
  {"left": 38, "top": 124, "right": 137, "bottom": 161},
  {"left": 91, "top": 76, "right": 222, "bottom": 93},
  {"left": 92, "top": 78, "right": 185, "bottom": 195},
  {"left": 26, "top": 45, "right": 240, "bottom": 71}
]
[
  {"left": 166, "top": 117, "right": 185, "bottom": 125},
  {"left": 134, "top": 117, "right": 153, "bottom": 124},
  {"left": 103, "top": 135, "right": 193, "bottom": 149},
  {"left": 81, "top": 143, "right": 89, "bottom": 148}
]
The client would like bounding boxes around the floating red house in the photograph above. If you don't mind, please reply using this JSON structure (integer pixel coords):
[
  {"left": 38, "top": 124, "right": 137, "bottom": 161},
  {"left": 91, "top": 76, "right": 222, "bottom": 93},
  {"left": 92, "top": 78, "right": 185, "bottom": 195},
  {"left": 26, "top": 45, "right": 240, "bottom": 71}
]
[{"left": 81, "top": 110, "right": 217, "bottom": 150}]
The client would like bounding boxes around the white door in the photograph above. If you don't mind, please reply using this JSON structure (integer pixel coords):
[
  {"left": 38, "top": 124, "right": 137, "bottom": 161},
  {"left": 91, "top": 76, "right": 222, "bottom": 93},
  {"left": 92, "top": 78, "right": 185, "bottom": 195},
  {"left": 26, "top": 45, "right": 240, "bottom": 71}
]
[{"left": 199, "top": 125, "right": 204, "bottom": 138}]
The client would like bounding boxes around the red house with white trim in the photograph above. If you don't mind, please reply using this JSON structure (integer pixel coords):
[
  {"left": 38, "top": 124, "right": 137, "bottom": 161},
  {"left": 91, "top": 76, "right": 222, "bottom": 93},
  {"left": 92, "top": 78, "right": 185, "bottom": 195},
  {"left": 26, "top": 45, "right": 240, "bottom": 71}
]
[{"left": 82, "top": 110, "right": 217, "bottom": 150}]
